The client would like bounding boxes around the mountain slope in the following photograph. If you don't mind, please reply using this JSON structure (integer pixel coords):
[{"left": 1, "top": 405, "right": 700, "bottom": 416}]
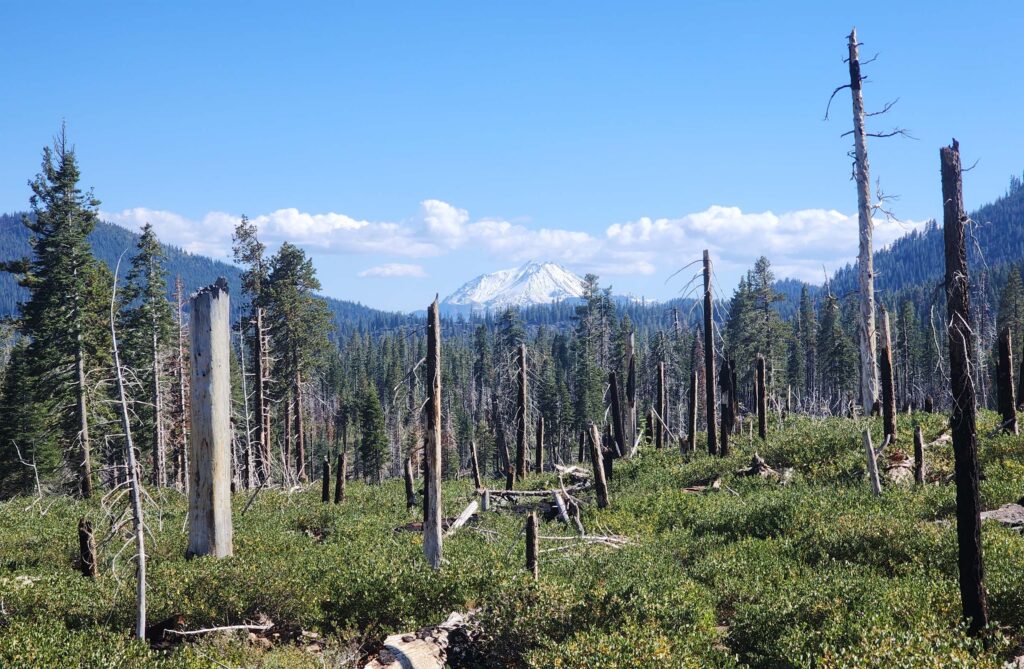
[
  {"left": 0, "top": 213, "right": 412, "bottom": 335},
  {"left": 442, "top": 261, "right": 587, "bottom": 314}
]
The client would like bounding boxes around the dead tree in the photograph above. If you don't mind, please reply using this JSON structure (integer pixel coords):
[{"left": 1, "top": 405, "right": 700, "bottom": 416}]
[
  {"left": 525, "top": 512, "right": 539, "bottom": 580},
  {"left": 515, "top": 344, "right": 528, "bottom": 479},
  {"left": 656, "top": 362, "right": 667, "bottom": 449},
  {"left": 879, "top": 307, "right": 897, "bottom": 442},
  {"left": 756, "top": 354, "right": 767, "bottom": 440},
  {"left": 321, "top": 456, "right": 331, "bottom": 503},
  {"left": 941, "top": 139, "right": 989, "bottom": 635},
  {"left": 78, "top": 518, "right": 98, "bottom": 578},
  {"left": 293, "top": 372, "right": 306, "bottom": 482},
  {"left": 625, "top": 331, "right": 637, "bottom": 453},
  {"left": 173, "top": 277, "right": 189, "bottom": 492},
  {"left": 913, "top": 423, "right": 925, "bottom": 485},
  {"left": 423, "top": 299, "right": 443, "bottom": 570},
  {"left": 253, "top": 307, "right": 271, "bottom": 483},
  {"left": 703, "top": 251, "right": 719, "bottom": 454},
  {"left": 334, "top": 451, "right": 346, "bottom": 504},
  {"left": 470, "top": 440, "right": 482, "bottom": 489},
  {"left": 924, "top": 395, "right": 934, "bottom": 413},
  {"left": 862, "top": 430, "right": 882, "bottom": 496},
  {"left": 404, "top": 457, "right": 416, "bottom": 509},
  {"left": 587, "top": 423, "right": 609, "bottom": 509},
  {"left": 535, "top": 416, "right": 545, "bottom": 473},
  {"left": 687, "top": 334, "right": 700, "bottom": 452},
  {"left": 608, "top": 371, "right": 626, "bottom": 457},
  {"left": 719, "top": 359, "right": 735, "bottom": 457},
  {"left": 187, "top": 278, "right": 234, "bottom": 559},
  {"left": 997, "top": 327, "right": 1018, "bottom": 434}
]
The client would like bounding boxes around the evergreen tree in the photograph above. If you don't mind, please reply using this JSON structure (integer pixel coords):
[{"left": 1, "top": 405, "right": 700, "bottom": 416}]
[
  {"left": 358, "top": 381, "right": 388, "bottom": 482},
  {"left": 817, "top": 294, "right": 857, "bottom": 409}
]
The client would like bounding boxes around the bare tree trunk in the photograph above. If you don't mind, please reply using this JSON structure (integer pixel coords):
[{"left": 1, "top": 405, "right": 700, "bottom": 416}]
[
  {"left": 686, "top": 368, "right": 698, "bottom": 453},
  {"left": 719, "top": 358, "right": 735, "bottom": 457},
  {"left": 151, "top": 326, "right": 166, "bottom": 487},
  {"left": 187, "top": 279, "right": 234, "bottom": 559},
  {"left": 913, "top": 423, "right": 925, "bottom": 485},
  {"left": 941, "top": 140, "right": 989, "bottom": 635},
  {"left": 78, "top": 518, "right": 97, "bottom": 578},
  {"left": 334, "top": 451, "right": 346, "bottom": 504},
  {"left": 237, "top": 328, "right": 254, "bottom": 489},
  {"left": 703, "top": 251, "right": 719, "bottom": 454},
  {"left": 254, "top": 308, "right": 271, "bottom": 482},
  {"left": 174, "top": 277, "right": 189, "bottom": 493},
  {"left": 75, "top": 336, "right": 93, "bottom": 498},
  {"left": 587, "top": 423, "right": 609, "bottom": 509},
  {"left": 656, "top": 361, "right": 666, "bottom": 450},
  {"left": 423, "top": 299, "right": 443, "bottom": 569},
  {"left": 608, "top": 372, "right": 626, "bottom": 457},
  {"left": 294, "top": 370, "right": 306, "bottom": 482},
  {"left": 525, "top": 512, "right": 539, "bottom": 580},
  {"left": 848, "top": 27, "right": 880, "bottom": 413},
  {"left": 625, "top": 331, "right": 637, "bottom": 454},
  {"left": 470, "top": 440, "right": 482, "bottom": 489},
  {"left": 535, "top": 416, "right": 545, "bottom": 473},
  {"left": 997, "top": 327, "right": 1018, "bottom": 434},
  {"left": 756, "top": 354, "right": 767, "bottom": 440},
  {"left": 404, "top": 456, "right": 416, "bottom": 509},
  {"left": 880, "top": 307, "right": 898, "bottom": 443},
  {"left": 321, "top": 456, "right": 331, "bottom": 503},
  {"left": 515, "top": 344, "right": 528, "bottom": 479}
]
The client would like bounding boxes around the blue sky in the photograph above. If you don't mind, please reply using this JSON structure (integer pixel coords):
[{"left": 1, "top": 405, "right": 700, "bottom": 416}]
[{"left": 1, "top": 1, "right": 1022, "bottom": 311}]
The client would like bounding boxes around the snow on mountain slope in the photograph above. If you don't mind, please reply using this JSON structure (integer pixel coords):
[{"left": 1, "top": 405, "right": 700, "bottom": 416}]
[{"left": 442, "top": 261, "right": 586, "bottom": 313}]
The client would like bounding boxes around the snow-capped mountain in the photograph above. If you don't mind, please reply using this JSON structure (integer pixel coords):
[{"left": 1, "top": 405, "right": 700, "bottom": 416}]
[{"left": 442, "top": 261, "right": 587, "bottom": 314}]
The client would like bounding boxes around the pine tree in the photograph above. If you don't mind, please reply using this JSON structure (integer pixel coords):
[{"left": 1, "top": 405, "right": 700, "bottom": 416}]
[
  {"left": 817, "top": 294, "right": 857, "bottom": 409},
  {"left": 358, "top": 381, "right": 388, "bottom": 482}
]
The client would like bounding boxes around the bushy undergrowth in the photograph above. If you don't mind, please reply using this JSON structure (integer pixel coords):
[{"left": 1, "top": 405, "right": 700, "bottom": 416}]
[{"left": 2, "top": 412, "right": 1023, "bottom": 667}]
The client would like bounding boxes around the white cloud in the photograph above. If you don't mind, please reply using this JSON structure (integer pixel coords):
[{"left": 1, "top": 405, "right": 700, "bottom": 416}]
[
  {"left": 358, "top": 263, "right": 427, "bottom": 278},
  {"left": 101, "top": 200, "right": 926, "bottom": 288}
]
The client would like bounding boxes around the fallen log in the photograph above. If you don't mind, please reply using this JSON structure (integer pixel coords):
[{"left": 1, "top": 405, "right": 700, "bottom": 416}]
[
  {"left": 364, "top": 611, "right": 477, "bottom": 669},
  {"left": 443, "top": 501, "right": 478, "bottom": 538}
]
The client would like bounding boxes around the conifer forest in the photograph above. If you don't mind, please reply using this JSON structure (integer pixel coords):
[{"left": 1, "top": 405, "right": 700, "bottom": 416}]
[{"left": 4, "top": 16, "right": 1024, "bottom": 669}]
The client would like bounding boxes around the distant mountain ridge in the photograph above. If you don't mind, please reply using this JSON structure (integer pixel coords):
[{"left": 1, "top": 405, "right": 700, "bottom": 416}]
[{"left": 442, "top": 261, "right": 588, "bottom": 315}]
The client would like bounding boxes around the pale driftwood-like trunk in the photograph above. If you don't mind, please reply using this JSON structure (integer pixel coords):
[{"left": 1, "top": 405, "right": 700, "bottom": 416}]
[
  {"left": 364, "top": 612, "right": 474, "bottom": 669},
  {"left": 237, "top": 327, "right": 254, "bottom": 489},
  {"left": 75, "top": 330, "right": 93, "bottom": 498},
  {"left": 254, "top": 307, "right": 271, "bottom": 483},
  {"left": 424, "top": 299, "right": 443, "bottom": 570},
  {"left": 444, "top": 500, "right": 478, "bottom": 538},
  {"left": 187, "top": 278, "right": 234, "bottom": 559},
  {"left": 404, "top": 456, "right": 416, "bottom": 509},
  {"left": 862, "top": 430, "right": 882, "bottom": 496},
  {"left": 702, "top": 251, "right": 718, "bottom": 454},
  {"left": 880, "top": 308, "right": 897, "bottom": 442},
  {"left": 848, "top": 28, "right": 880, "bottom": 412},
  {"left": 997, "top": 327, "right": 1018, "bottom": 434},
  {"left": 942, "top": 140, "right": 989, "bottom": 635},
  {"left": 173, "top": 277, "right": 189, "bottom": 493},
  {"left": 587, "top": 423, "right": 609, "bottom": 509},
  {"left": 515, "top": 344, "right": 528, "bottom": 479},
  {"left": 625, "top": 331, "right": 637, "bottom": 454},
  {"left": 152, "top": 324, "right": 166, "bottom": 487}
]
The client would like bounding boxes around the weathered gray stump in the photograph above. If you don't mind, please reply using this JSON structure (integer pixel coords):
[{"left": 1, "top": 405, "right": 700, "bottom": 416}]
[
  {"left": 470, "top": 440, "right": 482, "bottom": 490},
  {"left": 997, "top": 327, "right": 1018, "bottom": 434},
  {"left": 703, "top": 251, "right": 718, "bottom": 455},
  {"left": 334, "top": 452, "right": 346, "bottom": 504},
  {"left": 608, "top": 371, "right": 626, "bottom": 457},
  {"left": 424, "top": 299, "right": 443, "bottom": 569},
  {"left": 880, "top": 308, "right": 897, "bottom": 442},
  {"left": 756, "top": 354, "right": 767, "bottom": 440},
  {"left": 941, "top": 139, "right": 989, "bottom": 635},
  {"left": 404, "top": 457, "right": 416, "bottom": 510},
  {"left": 535, "top": 416, "right": 545, "bottom": 473},
  {"left": 656, "top": 361, "right": 667, "bottom": 450},
  {"left": 525, "top": 512, "right": 539, "bottom": 580},
  {"left": 78, "top": 518, "right": 98, "bottom": 578},
  {"left": 914, "top": 424, "right": 925, "bottom": 485},
  {"left": 187, "top": 278, "right": 234, "bottom": 559},
  {"left": 321, "top": 456, "right": 331, "bottom": 504},
  {"left": 587, "top": 423, "right": 610, "bottom": 509},
  {"left": 515, "top": 344, "right": 528, "bottom": 480}
]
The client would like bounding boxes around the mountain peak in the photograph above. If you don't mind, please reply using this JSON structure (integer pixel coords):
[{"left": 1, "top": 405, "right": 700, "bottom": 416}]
[{"left": 442, "top": 261, "right": 586, "bottom": 313}]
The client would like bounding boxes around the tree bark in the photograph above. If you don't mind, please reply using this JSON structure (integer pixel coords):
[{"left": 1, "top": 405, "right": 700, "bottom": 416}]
[
  {"left": 848, "top": 27, "right": 880, "bottom": 412},
  {"left": 187, "top": 278, "right": 234, "bottom": 559},
  {"left": 535, "top": 416, "right": 545, "bottom": 473},
  {"left": 254, "top": 307, "right": 271, "bottom": 483},
  {"left": 321, "top": 456, "right": 331, "bottom": 503},
  {"left": 608, "top": 371, "right": 626, "bottom": 457},
  {"left": 941, "top": 140, "right": 989, "bottom": 635},
  {"left": 997, "top": 327, "right": 1018, "bottom": 434},
  {"left": 470, "top": 440, "right": 482, "bottom": 489},
  {"left": 75, "top": 335, "right": 93, "bottom": 498},
  {"left": 587, "top": 423, "right": 609, "bottom": 509},
  {"left": 78, "top": 518, "right": 97, "bottom": 578},
  {"left": 294, "top": 370, "right": 306, "bottom": 482},
  {"left": 625, "top": 331, "right": 637, "bottom": 454},
  {"left": 525, "top": 511, "right": 539, "bottom": 580},
  {"left": 756, "top": 354, "right": 767, "bottom": 440},
  {"left": 404, "top": 456, "right": 416, "bottom": 509},
  {"left": 515, "top": 344, "right": 528, "bottom": 479},
  {"left": 880, "top": 307, "right": 897, "bottom": 442},
  {"left": 423, "top": 299, "right": 443, "bottom": 569},
  {"left": 703, "top": 250, "right": 718, "bottom": 454},
  {"left": 719, "top": 358, "right": 734, "bottom": 457},
  {"left": 913, "top": 423, "right": 925, "bottom": 485},
  {"left": 334, "top": 451, "right": 346, "bottom": 504}
]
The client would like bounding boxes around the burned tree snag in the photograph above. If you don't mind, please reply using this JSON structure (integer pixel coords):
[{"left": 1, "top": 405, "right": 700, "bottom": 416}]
[
  {"left": 578, "top": 429, "right": 585, "bottom": 464},
  {"left": 703, "top": 251, "right": 719, "bottom": 454},
  {"left": 525, "top": 512, "right": 539, "bottom": 580},
  {"left": 78, "top": 518, "right": 97, "bottom": 578},
  {"left": 608, "top": 371, "right": 626, "bottom": 457},
  {"left": 423, "top": 298, "right": 443, "bottom": 569},
  {"left": 625, "top": 331, "right": 637, "bottom": 453},
  {"left": 645, "top": 408, "right": 655, "bottom": 445},
  {"left": 656, "top": 362, "right": 667, "bottom": 450},
  {"left": 187, "top": 278, "right": 234, "bottom": 559},
  {"left": 941, "top": 139, "right": 989, "bottom": 635},
  {"left": 686, "top": 367, "right": 698, "bottom": 454},
  {"left": 587, "top": 423, "right": 610, "bottom": 509},
  {"left": 880, "top": 307, "right": 897, "bottom": 443},
  {"left": 334, "top": 451, "right": 346, "bottom": 504},
  {"left": 756, "top": 354, "right": 767, "bottom": 440},
  {"left": 719, "top": 358, "right": 735, "bottom": 457},
  {"left": 505, "top": 467, "right": 515, "bottom": 491},
  {"left": 913, "top": 423, "right": 925, "bottom": 485},
  {"left": 321, "top": 456, "right": 330, "bottom": 504},
  {"left": 997, "top": 327, "right": 1018, "bottom": 434},
  {"left": 515, "top": 344, "right": 528, "bottom": 480},
  {"left": 470, "top": 440, "right": 482, "bottom": 489},
  {"left": 404, "top": 457, "right": 416, "bottom": 510},
  {"left": 535, "top": 416, "right": 545, "bottom": 473},
  {"left": 847, "top": 27, "right": 880, "bottom": 413},
  {"left": 925, "top": 395, "right": 934, "bottom": 413}
]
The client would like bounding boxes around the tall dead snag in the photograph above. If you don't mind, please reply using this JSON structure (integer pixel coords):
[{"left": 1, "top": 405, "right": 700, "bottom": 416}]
[
  {"left": 525, "top": 512, "right": 539, "bottom": 580},
  {"left": 703, "top": 250, "right": 719, "bottom": 455},
  {"left": 997, "top": 327, "right": 1018, "bottom": 434},
  {"left": 687, "top": 333, "right": 700, "bottom": 452},
  {"left": 862, "top": 430, "right": 882, "bottom": 496},
  {"left": 941, "top": 140, "right": 989, "bottom": 635},
  {"left": 608, "top": 371, "right": 626, "bottom": 457},
  {"left": 78, "top": 518, "right": 98, "bottom": 578},
  {"left": 880, "top": 307, "right": 897, "bottom": 442},
  {"left": 515, "top": 344, "right": 528, "bottom": 479},
  {"left": 334, "top": 451, "right": 346, "bottom": 504},
  {"left": 756, "top": 354, "right": 767, "bottom": 440},
  {"left": 656, "top": 361, "right": 667, "bottom": 449},
  {"left": 173, "top": 277, "right": 190, "bottom": 492},
  {"left": 187, "top": 278, "right": 234, "bottom": 559},
  {"left": 913, "top": 423, "right": 925, "bottom": 485},
  {"left": 470, "top": 440, "right": 482, "bottom": 489},
  {"left": 719, "top": 358, "right": 735, "bottom": 457},
  {"left": 847, "top": 27, "right": 880, "bottom": 413},
  {"left": 321, "top": 456, "right": 331, "bottom": 503},
  {"left": 587, "top": 423, "right": 610, "bottom": 509},
  {"left": 254, "top": 307, "right": 271, "bottom": 482},
  {"left": 625, "top": 331, "right": 637, "bottom": 453},
  {"left": 424, "top": 299, "right": 443, "bottom": 570},
  {"left": 404, "top": 457, "right": 416, "bottom": 509},
  {"left": 294, "top": 374, "right": 306, "bottom": 483},
  {"left": 535, "top": 417, "right": 545, "bottom": 473}
]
